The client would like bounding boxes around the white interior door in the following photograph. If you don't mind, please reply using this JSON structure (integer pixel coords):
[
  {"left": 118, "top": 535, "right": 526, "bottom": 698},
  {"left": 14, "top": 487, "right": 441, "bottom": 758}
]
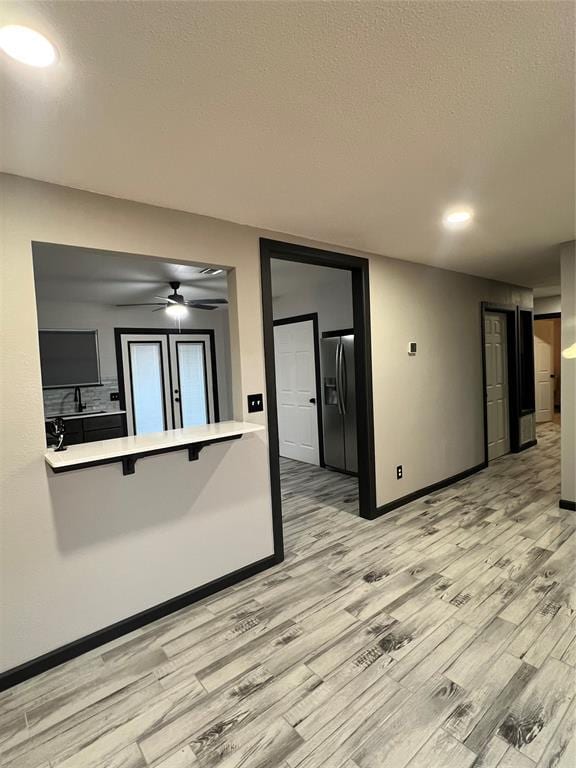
[
  {"left": 274, "top": 319, "right": 319, "bottom": 465},
  {"left": 485, "top": 313, "right": 510, "bottom": 461},
  {"left": 168, "top": 334, "right": 216, "bottom": 428},
  {"left": 534, "top": 323, "right": 554, "bottom": 423},
  {"left": 120, "top": 334, "right": 173, "bottom": 436}
]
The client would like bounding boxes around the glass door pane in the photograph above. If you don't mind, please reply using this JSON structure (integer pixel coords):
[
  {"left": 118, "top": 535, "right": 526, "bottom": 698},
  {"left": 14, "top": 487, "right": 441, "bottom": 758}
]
[
  {"left": 176, "top": 342, "right": 208, "bottom": 426},
  {"left": 169, "top": 333, "right": 216, "bottom": 428},
  {"left": 129, "top": 342, "right": 167, "bottom": 435}
]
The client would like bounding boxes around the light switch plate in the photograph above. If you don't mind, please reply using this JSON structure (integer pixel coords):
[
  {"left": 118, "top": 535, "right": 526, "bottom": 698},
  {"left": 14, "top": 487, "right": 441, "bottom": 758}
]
[{"left": 247, "top": 394, "right": 264, "bottom": 413}]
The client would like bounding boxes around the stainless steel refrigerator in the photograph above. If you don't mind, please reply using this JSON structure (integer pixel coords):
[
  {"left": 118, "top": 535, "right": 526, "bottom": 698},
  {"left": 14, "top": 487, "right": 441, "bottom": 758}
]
[{"left": 321, "top": 332, "right": 357, "bottom": 474}]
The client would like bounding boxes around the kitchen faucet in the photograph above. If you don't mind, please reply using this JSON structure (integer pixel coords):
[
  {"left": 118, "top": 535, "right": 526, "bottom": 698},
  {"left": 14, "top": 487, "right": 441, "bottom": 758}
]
[{"left": 74, "top": 386, "right": 87, "bottom": 413}]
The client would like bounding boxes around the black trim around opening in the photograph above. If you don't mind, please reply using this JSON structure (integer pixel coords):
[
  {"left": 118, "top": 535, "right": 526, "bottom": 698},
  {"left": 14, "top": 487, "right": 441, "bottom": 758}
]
[
  {"left": 534, "top": 312, "right": 561, "bottom": 320},
  {"left": 273, "top": 313, "right": 325, "bottom": 468},
  {"left": 260, "top": 238, "right": 377, "bottom": 531},
  {"left": 322, "top": 328, "right": 355, "bottom": 339}
]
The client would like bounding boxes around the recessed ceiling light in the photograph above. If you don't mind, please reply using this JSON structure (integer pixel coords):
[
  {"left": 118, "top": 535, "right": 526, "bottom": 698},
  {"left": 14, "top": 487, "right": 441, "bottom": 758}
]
[
  {"left": 442, "top": 207, "right": 474, "bottom": 229},
  {"left": 0, "top": 25, "right": 58, "bottom": 68}
]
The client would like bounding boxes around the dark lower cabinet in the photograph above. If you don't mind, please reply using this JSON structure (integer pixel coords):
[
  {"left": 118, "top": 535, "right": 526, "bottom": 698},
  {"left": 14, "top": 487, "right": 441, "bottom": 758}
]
[{"left": 45, "top": 413, "right": 126, "bottom": 447}]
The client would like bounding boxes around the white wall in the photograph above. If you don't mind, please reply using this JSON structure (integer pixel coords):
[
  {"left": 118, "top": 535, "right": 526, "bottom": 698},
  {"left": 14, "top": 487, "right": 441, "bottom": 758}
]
[
  {"left": 560, "top": 242, "right": 575, "bottom": 504},
  {"left": 36, "top": 298, "right": 233, "bottom": 420},
  {"left": 271, "top": 261, "right": 353, "bottom": 333},
  {"left": 534, "top": 295, "right": 561, "bottom": 315},
  {"left": 0, "top": 174, "right": 532, "bottom": 672}
]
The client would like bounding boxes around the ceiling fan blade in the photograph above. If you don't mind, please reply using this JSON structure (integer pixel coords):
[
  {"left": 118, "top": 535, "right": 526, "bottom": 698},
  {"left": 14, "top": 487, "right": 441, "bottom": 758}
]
[
  {"left": 152, "top": 307, "right": 168, "bottom": 312},
  {"left": 191, "top": 304, "right": 218, "bottom": 311},
  {"left": 153, "top": 296, "right": 178, "bottom": 303},
  {"left": 116, "top": 302, "right": 167, "bottom": 307},
  {"left": 185, "top": 298, "right": 228, "bottom": 306}
]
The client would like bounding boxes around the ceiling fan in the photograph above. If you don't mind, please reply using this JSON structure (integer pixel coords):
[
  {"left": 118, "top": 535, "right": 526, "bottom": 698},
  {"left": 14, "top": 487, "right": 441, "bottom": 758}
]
[{"left": 116, "top": 281, "right": 228, "bottom": 316}]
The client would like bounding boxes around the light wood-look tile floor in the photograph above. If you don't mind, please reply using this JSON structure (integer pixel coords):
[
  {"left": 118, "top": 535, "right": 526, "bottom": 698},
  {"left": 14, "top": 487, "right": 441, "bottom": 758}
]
[{"left": 1, "top": 423, "right": 575, "bottom": 768}]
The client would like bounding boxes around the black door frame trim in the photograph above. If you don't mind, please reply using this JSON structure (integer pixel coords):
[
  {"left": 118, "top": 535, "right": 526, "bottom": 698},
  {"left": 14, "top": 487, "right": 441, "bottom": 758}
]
[
  {"left": 273, "top": 313, "right": 325, "bottom": 468},
  {"left": 534, "top": 312, "right": 561, "bottom": 320},
  {"left": 260, "top": 238, "right": 377, "bottom": 530}
]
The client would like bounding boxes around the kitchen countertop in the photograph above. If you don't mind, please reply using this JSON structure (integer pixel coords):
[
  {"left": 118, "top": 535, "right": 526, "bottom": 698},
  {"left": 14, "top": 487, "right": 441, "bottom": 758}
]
[{"left": 44, "top": 420, "right": 265, "bottom": 473}]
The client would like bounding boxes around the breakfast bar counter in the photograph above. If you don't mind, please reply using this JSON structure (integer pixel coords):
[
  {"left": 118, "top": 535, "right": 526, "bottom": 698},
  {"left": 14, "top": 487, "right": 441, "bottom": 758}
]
[{"left": 45, "top": 420, "right": 265, "bottom": 475}]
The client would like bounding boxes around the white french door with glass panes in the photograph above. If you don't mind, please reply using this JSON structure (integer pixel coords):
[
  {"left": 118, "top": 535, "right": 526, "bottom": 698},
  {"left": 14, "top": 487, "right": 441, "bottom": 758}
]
[
  {"left": 169, "top": 334, "right": 216, "bottom": 428},
  {"left": 119, "top": 332, "right": 216, "bottom": 436}
]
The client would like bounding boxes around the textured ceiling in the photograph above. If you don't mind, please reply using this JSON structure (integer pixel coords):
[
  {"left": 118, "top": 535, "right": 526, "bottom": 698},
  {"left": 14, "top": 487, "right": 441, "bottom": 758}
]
[{"left": 2, "top": 1, "right": 574, "bottom": 288}]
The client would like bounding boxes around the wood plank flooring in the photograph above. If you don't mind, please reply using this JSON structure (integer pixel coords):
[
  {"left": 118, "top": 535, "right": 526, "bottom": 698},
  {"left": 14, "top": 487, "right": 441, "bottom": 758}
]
[{"left": 1, "top": 423, "right": 574, "bottom": 768}]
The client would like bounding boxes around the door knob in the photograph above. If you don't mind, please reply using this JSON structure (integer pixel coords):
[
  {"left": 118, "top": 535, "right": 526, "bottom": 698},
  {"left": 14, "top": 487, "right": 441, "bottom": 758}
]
[{"left": 309, "top": 398, "right": 316, "bottom": 404}]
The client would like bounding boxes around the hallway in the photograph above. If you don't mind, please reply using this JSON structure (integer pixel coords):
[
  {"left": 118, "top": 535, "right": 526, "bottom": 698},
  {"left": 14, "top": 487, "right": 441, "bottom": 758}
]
[{"left": 1, "top": 425, "right": 574, "bottom": 768}]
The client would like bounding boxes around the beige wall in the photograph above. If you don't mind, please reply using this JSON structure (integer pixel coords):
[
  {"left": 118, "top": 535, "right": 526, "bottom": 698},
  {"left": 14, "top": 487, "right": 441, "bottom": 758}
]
[
  {"left": 0, "top": 174, "right": 532, "bottom": 671},
  {"left": 0, "top": 175, "right": 273, "bottom": 672},
  {"left": 561, "top": 242, "right": 575, "bottom": 504},
  {"left": 534, "top": 295, "right": 561, "bottom": 315},
  {"left": 272, "top": 261, "right": 353, "bottom": 334},
  {"left": 369, "top": 258, "right": 531, "bottom": 497}
]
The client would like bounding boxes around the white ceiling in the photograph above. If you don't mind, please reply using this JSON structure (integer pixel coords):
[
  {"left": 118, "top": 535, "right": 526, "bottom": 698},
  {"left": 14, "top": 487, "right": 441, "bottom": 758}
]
[{"left": 3, "top": 1, "right": 575, "bottom": 288}]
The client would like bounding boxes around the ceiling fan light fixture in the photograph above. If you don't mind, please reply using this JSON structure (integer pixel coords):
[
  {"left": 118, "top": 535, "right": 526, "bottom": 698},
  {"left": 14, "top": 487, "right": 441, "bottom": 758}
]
[{"left": 165, "top": 303, "right": 188, "bottom": 319}]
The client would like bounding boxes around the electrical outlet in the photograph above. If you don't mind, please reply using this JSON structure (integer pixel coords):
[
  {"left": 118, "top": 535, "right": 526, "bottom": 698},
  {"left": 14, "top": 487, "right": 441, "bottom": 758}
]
[
  {"left": 110, "top": 392, "right": 120, "bottom": 402},
  {"left": 247, "top": 393, "right": 264, "bottom": 413},
  {"left": 396, "top": 465, "right": 403, "bottom": 480}
]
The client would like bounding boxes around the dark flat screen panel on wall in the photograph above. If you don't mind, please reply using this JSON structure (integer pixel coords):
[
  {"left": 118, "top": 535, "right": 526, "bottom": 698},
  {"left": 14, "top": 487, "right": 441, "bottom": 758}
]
[{"left": 39, "top": 330, "right": 101, "bottom": 388}]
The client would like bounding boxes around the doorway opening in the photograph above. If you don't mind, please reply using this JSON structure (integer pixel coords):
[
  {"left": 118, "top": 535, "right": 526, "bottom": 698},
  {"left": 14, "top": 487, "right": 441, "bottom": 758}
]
[
  {"left": 261, "top": 239, "right": 377, "bottom": 547},
  {"left": 534, "top": 313, "right": 561, "bottom": 425}
]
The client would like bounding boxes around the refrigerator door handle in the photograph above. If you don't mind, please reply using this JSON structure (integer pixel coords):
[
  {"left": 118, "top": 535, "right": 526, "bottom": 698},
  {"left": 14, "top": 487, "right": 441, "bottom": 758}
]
[
  {"left": 340, "top": 340, "right": 347, "bottom": 416},
  {"left": 335, "top": 341, "right": 344, "bottom": 415}
]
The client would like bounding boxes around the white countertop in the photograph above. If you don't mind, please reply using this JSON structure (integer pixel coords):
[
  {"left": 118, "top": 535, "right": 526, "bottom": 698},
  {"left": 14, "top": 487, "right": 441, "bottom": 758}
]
[
  {"left": 45, "top": 410, "right": 126, "bottom": 420},
  {"left": 45, "top": 420, "right": 265, "bottom": 471}
]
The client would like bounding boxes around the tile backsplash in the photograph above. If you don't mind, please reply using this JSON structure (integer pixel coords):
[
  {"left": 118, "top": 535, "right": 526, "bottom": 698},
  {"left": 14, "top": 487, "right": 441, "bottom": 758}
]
[{"left": 43, "top": 377, "right": 121, "bottom": 418}]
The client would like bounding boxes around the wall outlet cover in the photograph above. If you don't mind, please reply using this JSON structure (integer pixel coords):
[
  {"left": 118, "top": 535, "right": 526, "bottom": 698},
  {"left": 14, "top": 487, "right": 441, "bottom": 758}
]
[
  {"left": 110, "top": 392, "right": 120, "bottom": 401},
  {"left": 396, "top": 465, "right": 403, "bottom": 479},
  {"left": 247, "top": 394, "right": 264, "bottom": 413}
]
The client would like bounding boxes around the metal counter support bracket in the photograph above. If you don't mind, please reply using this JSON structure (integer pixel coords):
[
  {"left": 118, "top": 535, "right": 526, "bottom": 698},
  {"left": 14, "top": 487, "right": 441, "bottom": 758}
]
[{"left": 122, "top": 457, "right": 137, "bottom": 476}]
